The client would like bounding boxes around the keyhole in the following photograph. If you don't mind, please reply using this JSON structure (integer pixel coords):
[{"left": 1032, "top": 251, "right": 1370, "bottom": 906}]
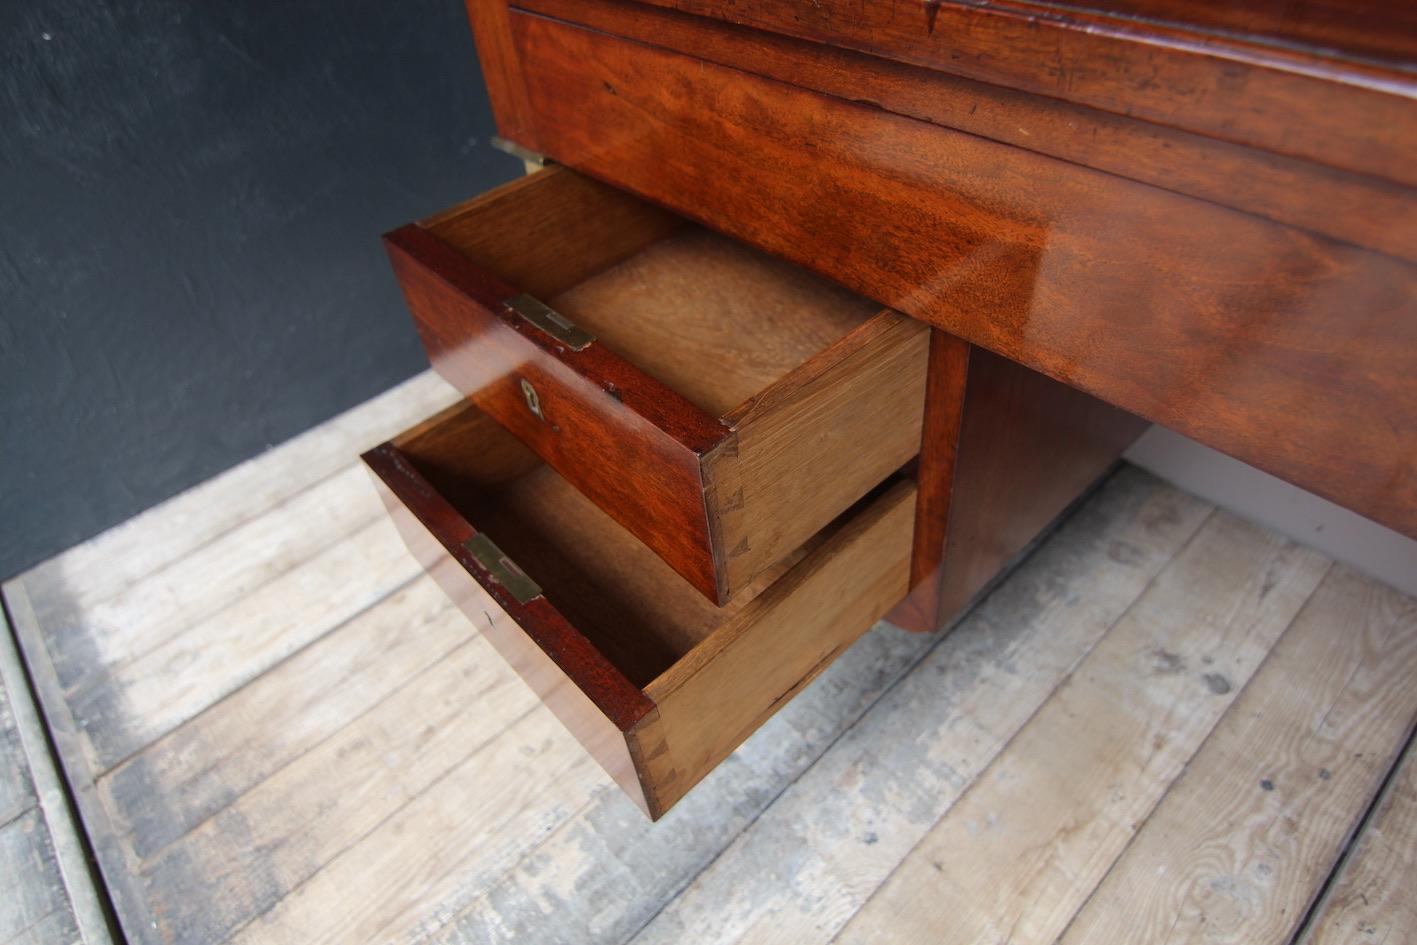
[{"left": 520, "top": 378, "right": 544, "bottom": 421}]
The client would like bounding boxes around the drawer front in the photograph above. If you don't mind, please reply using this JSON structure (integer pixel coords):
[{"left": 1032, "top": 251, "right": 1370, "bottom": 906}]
[
  {"left": 384, "top": 219, "right": 726, "bottom": 602},
  {"left": 363, "top": 402, "right": 914, "bottom": 818},
  {"left": 385, "top": 168, "right": 927, "bottom": 604}
]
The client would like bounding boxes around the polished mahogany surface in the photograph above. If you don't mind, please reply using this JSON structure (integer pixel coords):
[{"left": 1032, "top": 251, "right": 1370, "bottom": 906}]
[
  {"left": 499, "top": 12, "right": 1417, "bottom": 540},
  {"left": 386, "top": 167, "right": 925, "bottom": 603},
  {"left": 891, "top": 333, "right": 1147, "bottom": 633},
  {"left": 629, "top": 0, "right": 1417, "bottom": 185},
  {"left": 465, "top": 0, "right": 1417, "bottom": 527},
  {"left": 1011, "top": 0, "right": 1417, "bottom": 67},
  {"left": 525, "top": 0, "right": 1417, "bottom": 261}
]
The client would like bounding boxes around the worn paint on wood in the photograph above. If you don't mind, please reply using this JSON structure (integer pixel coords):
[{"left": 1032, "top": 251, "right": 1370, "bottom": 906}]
[
  {"left": 1302, "top": 729, "right": 1417, "bottom": 945},
  {"left": 0, "top": 606, "right": 110, "bottom": 944},
  {"left": 630, "top": 467, "right": 1212, "bottom": 945},
  {"left": 6, "top": 372, "right": 1417, "bottom": 945},
  {"left": 1060, "top": 565, "right": 1417, "bottom": 944},
  {"left": 837, "top": 513, "right": 1330, "bottom": 945}
]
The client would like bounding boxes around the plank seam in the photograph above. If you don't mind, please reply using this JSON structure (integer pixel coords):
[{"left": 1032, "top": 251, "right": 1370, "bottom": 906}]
[
  {"left": 617, "top": 492, "right": 1214, "bottom": 945},
  {"left": 16, "top": 371, "right": 455, "bottom": 604},
  {"left": 1048, "top": 557, "right": 1336, "bottom": 945},
  {"left": 60, "top": 491, "right": 388, "bottom": 697},
  {"left": 825, "top": 506, "right": 1221, "bottom": 945},
  {"left": 2, "top": 587, "right": 122, "bottom": 945},
  {"left": 615, "top": 622, "right": 951, "bottom": 945},
  {"left": 122, "top": 597, "right": 468, "bottom": 868},
  {"left": 214, "top": 699, "right": 548, "bottom": 945},
  {"left": 72, "top": 457, "right": 368, "bottom": 617},
  {"left": 1287, "top": 645, "right": 1417, "bottom": 944},
  {"left": 92, "top": 567, "right": 429, "bottom": 780}
]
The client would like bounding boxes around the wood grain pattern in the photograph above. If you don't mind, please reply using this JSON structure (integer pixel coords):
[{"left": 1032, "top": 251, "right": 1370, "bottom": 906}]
[
  {"left": 629, "top": 467, "right": 1216, "bottom": 945},
  {"left": 0, "top": 810, "right": 83, "bottom": 945},
  {"left": 1024, "top": 0, "right": 1417, "bottom": 67},
  {"left": 0, "top": 665, "right": 80, "bottom": 945},
  {"left": 422, "top": 165, "right": 684, "bottom": 300},
  {"left": 932, "top": 348, "right": 1148, "bottom": 624},
  {"left": 17, "top": 372, "right": 457, "bottom": 689},
  {"left": 1302, "top": 731, "right": 1417, "bottom": 945},
  {"left": 0, "top": 595, "right": 109, "bottom": 945},
  {"left": 366, "top": 401, "right": 916, "bottom": 818},
  {"left": 885, "top": 330, "right": 970, "bottom": 634},
  {"left": 626, "top": 0, "right": 1417, "bottom": 186},
  {"left": 388, "top": 167, "right": 925, "bottom": 601},
  {"left": 838, "top": 513, "right": 1331, "bottom": 945},
  {"left": 95, "top": 579, "right": 461, "bottom": 861},
  {"left": 524, "top": 0, "right": 1417, "bottom": 261},
  {"left": 0, "top": 670, "right": 36, "bottom": 829},
  {"left": 708, "top": 313, "right": 928, "bottom": 596},
  {"left": 365, "top": 405, "right": 655, "bottom": 755},
  {"left": 131, "top": 633, "right": 541, "bottom": 945},
  {"left": 463, "top": 0, "right": 539, "bottom": 147},
  {"left": 14, "top": 372, "right": 1417, "bottom": 944},
  {"left": 65, "top": 509, "right": 423, "bottom": 774},
  {"left": 632, "top": 480, "right": 915, "bottom": 816},
  {"left": 891, "top": 338, "right": 1147, "bottom": 632},
  {"left": 1059, "top": 565, "right": 1417, "bottom": 945},
  {"left": 549, "top": 227, "right": 879, "bottom": 417},
  {"left": 385, "top": 218, "right": 726, "bottom": 601},
  {"left": 508, "top": 13, "right": 1417, "bottom": 540}
]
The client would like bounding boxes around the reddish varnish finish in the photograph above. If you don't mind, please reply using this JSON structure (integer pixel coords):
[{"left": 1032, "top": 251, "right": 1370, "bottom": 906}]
[
  {"left": 361, "top": 409, "right": 656, "bottom": 812},
  {"left": 505, "top": 13, "right": 1417, "bottom": 540},
  {"left": 521, "top": 0, "right": 1417, "bottom": 262},
  {"left": 464, "top": 0, "right": 540, "bottom": 148},
  {"left": 363, "top": 400, "right": 916, "bottom": 818},
  {"left": 931, "top": 347, "right": 1148, "bottom": 628},
  {"left": 385, "top": 167, "right": 925, "bottom": 604},
  {"left": 886, "top": 331, "right": 969, "bottom": 634},
  {"left": 384, "top": 222, "right": 727, "bottom": 601},
  {"left": 625, "top": 0, "right": 1417, "bottom": 187},
  {"left": 890, "top": 334, "right": 1147, "bottom": 633}
]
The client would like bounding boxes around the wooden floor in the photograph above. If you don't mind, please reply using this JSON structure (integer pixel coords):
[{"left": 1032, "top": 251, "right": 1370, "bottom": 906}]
[
  {"left": 4, "top": 370, "right": 1416, "bottom": 945},
  {"left": 0, "top": 579, "right": 111, "bottom": 944}
]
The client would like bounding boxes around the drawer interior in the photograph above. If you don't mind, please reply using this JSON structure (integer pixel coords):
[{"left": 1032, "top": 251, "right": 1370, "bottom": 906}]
[
  {"left": 367, "top": 400, "right": 915, "bottom": 816},
  {"left": 390, "top": 167, "right": 927, "bottom": 607},
  {"left": 405, "top": 409, "right": 788, "bottom": 687},
  {"left": 422, "top": 171, "right": 882, "bottom": 420}
]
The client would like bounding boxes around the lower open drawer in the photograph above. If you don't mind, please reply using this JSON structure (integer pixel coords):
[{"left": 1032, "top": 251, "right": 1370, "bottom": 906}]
[{"left": 363, "top": 400, "right": 914, "bottom": 818}]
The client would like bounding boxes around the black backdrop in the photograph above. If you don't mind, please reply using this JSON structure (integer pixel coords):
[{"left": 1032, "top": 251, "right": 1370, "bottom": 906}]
[{"left": 1, "top": 1, "right": 519, "bottom": 578}]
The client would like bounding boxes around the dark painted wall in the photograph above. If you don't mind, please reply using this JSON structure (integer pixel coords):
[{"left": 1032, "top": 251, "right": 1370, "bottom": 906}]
[{"left": 1, "top": 1, "right": 519, "bottom": 579}]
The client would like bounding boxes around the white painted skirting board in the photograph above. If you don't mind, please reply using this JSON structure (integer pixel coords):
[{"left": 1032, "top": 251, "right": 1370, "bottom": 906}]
[{"left": 1125, "top": 425, "right": 1417, "bottom": 598}]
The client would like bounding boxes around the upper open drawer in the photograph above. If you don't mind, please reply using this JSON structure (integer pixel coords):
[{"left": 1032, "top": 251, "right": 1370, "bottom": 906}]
[{"left": 384, "top": 167, "right": 928, "bottom": 604}]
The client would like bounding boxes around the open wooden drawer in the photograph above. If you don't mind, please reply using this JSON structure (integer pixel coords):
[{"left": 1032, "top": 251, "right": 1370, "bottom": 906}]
[
  {"left": 384, "top": 166, "right": 928, "bottom": 605},
  {"left": 363, "top": 401, "right": 915, "bottom": 819}
]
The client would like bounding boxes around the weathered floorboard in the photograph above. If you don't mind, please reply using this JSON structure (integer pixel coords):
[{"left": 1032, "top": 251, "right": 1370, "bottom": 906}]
[
  {"left": 1059, "top": 565, "right": 1417, "bottom": 944},
  {"left": 68, "top": 512, "right": 426, "bottom": 773},
  {"left": 0, "top": 809, "right": 82, "bottom": 945},
  {"left": 0, "top": 656, "right": 37, "bottom": 827},
  {"left": 630, "top": 467, "right": 1212, "bottom": 945},
  {"left": 6, "top": 371, "right": 1416, "bottom": 945},
  {"left": 834, "top": 513, "right": 1331, "bottom": 945},
  {"left": 95, "top": 577, "right": 460, "bottom": 861},
  {"left": 17, "top": 372, "right": 457, "bottom": 620},
  {"left": 1301, "top": 728, "right": 1417, "bottom": 945},
  {"left": 0, "top": 607, "right": 111, "bottom": 944}
]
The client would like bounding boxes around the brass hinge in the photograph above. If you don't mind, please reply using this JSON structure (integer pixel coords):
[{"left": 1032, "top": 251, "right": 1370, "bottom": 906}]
[
  {"left": 463, "top": 533, "right": 542, "bottom": 605},
  {"left": 503, "top": 293, "right": 596, "bottom": 351}
]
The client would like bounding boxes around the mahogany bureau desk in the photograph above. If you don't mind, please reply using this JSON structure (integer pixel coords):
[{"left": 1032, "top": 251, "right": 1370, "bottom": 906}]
[{"left": 363, "top": 0, "right": 1417, "bottom": 818}]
